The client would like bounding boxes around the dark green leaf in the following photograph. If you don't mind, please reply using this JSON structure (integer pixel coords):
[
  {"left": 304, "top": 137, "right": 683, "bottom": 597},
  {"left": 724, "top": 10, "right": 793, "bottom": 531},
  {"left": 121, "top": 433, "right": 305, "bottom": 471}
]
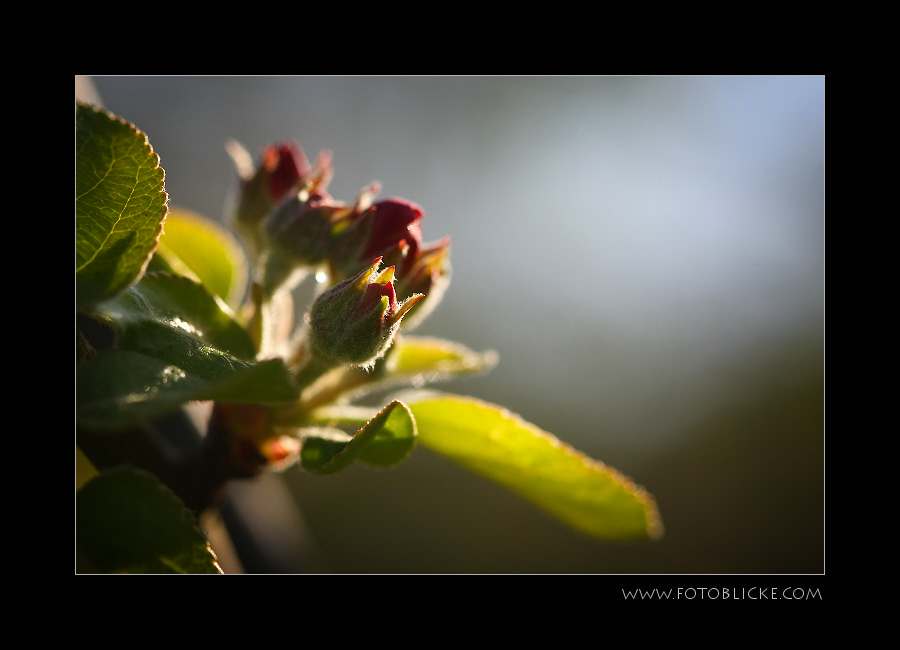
[
  {"left": 78, "top": 274, "right": 299, "bottom": 429},
  {"left": 76, "top": 102, "right": 168, "bottom": 309},
  {"left": 92, "top": 272, "right": 257, "bottom": 371},
  {"left": 201, "top": 357, "right": 300, "bottom": 405},
  {"left": 76, "top": 350, "right": 208, "bottom": 429},
  {"left": 76, "top": 467, "right": 222, "bottom": 574},
  {"left": 77, "top": 351, "right": 298, "bottom": 430},
  {"left": 405, "top": 393, "right": 663, "bottom": 540}
]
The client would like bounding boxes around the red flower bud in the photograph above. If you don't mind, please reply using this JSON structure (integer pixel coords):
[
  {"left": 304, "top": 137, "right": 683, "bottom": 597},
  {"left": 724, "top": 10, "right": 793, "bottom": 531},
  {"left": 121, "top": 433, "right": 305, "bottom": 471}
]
[
  {"left": 362, "top": 198, "right": 424, "bottom": 267},
  {"left": 259, "top": 191, "right": 354, "bottom": 293},
  {"left": 230, "top": 141, "right": 332, "bottom": 261},
  {"left": 235, "top": 142, "right": 309, "bottom": 225},
  {"left": 328, "top": 197, "right": 425, "bottom": 283},
  {"left": 262, "top": 143, "right": 310, "bottom": 203}
]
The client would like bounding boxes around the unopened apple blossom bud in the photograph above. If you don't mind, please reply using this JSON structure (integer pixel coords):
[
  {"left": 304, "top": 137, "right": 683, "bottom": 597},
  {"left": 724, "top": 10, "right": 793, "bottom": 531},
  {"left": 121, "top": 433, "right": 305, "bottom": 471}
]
[
  {"left": 307, "top": 258, "right": 423, "bottom": 369},
  {"left": 229, "top": 142, "right": 335, "bottom": 263},
  {"left": 232, "top": 142, "right": 309, "bottom": 230},
  {"left": 394, "top": 237, "right": 452, "bottom": 330},
  {"left": 327, "top": 197, "right": 424, "bottom": 283},
  {"left": 260, "top": 190, "right": 354, "bottom": 293}
]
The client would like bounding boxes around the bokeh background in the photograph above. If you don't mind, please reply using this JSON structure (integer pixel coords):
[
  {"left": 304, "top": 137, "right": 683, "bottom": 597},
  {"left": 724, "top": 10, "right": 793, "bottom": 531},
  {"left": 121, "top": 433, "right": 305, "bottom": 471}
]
[{"left": 78, "top": 76, "right": 824, "bottom": 574}]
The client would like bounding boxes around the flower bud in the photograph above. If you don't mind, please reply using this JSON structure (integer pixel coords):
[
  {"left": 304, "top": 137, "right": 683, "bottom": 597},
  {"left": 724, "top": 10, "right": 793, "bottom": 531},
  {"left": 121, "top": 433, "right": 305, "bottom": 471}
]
[
  {"left": 232, "top": 142, "right": 310, "bottom": 231},
  {"left": 394, "top": 236, "right": 452, "bottom": 330},
  {"left": 307, "top": 258, "right": 423, "bottom": 369},
  {"left": 229, "top": 142, "right": 334, "bottom": 263},
  {"left": 267, "top": 191, "right": 352, "bottom": 263},
  {"left": 362, "top": 198, "right": 424, "bottom": 268},
  {"left": 327, "top": 197, "right": 424, "bottom": 283},
  {"left": 260, "top": 190, "right": 354, "bottom": 293}
]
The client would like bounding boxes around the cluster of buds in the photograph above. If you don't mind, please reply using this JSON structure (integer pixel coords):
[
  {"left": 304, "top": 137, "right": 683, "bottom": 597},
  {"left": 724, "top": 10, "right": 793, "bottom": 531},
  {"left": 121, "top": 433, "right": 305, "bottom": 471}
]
[
  {"left": 230, "top": 141, "right": 451, "bottom": 370},
  {"left": 325, "top": 191, "right": 452, "bottom": 329},
  {"left": 227, "top": 140, "right": 332, "bottom": 264}
]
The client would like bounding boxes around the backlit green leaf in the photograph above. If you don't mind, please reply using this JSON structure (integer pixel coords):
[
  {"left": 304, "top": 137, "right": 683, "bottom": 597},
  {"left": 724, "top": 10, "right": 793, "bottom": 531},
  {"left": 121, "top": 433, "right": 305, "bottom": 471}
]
[
  {"left": 92, "top": 272, "right": 257, "bottom": 370},
  {"left": 76, "top": 467, "right": 222, "bottom": 574},
  {"left": 305, "top": 337, "right": 498, "bottom": 409},
  {"left": 406, "top": 393, "right": 663, "bottom": 540},
  {"left": 358, "top": 401, "right": 417, "bottom": 468},
  {"left": 76, "top": 102, "right": 168, "bottom": 309},
  {"left": 301, "top": 400, "right": 417, "bottom": 474},
  {"left": 387, "top": 336, "right": 498, "bottom": 381},
  {"left": 152, "top": 207, "right": 248, "bottom": 310}
]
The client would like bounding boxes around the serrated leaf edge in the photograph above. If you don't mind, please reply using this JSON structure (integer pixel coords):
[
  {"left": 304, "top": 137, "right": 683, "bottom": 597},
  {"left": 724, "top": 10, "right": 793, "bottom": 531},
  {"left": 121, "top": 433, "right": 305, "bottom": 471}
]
[{"left": 76, "top": 101, "right": 170, "bottom": 305}]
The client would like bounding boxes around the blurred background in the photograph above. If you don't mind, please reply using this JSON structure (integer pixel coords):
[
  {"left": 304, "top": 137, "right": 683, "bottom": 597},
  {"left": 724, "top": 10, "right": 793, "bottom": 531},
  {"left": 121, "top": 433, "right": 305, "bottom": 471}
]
[{"left": 77, "top": 76, "right": 824, "bottom": 574}]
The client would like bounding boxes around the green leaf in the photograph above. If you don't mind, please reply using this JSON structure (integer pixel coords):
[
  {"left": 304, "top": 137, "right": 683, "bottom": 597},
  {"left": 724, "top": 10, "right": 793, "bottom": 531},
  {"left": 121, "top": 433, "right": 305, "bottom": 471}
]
[
  {"left": 151, "top": 207, "right": 248, "bottom": 310},
  {"left": 358, "top": 401, "right": 417, "bottom": 468},
  {"left": 388, "top": 336, "right": 499, "bottom": 381},
  {"left": 297, "top": 428, "right": 352, "bottom": 472},
  {"left": 92, "top": 272, "right": 257, "bottom": 371},
  {"left": 77, "top": 273, "right": 299, "bottom": 429},
  {"left": 76, "top": 102, "right": 168, "bottom": 310},
  {"left": 405, "top": 393, "right": 663, "bottom": 540},
  {"left": 300, "top": 400, "right": 417, "bottom": 474},
  {"left": 76, "top": 351, "right": 297, "bottom": 429},
  {"left": 76, "top": 467, "right": 222, "bottom": 574},
  {"left": 77, "top": 350, "right": 210, "bottom": 429}
]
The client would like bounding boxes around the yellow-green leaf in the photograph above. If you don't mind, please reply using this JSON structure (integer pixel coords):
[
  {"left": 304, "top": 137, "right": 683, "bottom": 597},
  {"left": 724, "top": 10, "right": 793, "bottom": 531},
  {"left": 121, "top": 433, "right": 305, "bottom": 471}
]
[
  {"left": 153, "top": 207, "right": 248, "bottom": 310},
  {"left": 406, "top": 393, "right": 663, "bottom": 540},
  {"left": 387, "top": 336, "right": 498, "bottom": 379},
  {"left": 75, "top": 446, "right": 99, "bottom": 492},
  {"left": 310, "top": 337, "right": 498, "bottom": 408}
]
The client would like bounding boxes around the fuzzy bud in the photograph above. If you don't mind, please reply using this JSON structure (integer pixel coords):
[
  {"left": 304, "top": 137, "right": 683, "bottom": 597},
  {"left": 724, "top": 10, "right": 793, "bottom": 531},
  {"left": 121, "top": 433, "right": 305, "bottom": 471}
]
[
  {"left": 260, "top": 190, "right": 354, "bottom": 293},
  {"left": 307, "top": 258, "right": 423, "bottom": 369}
]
